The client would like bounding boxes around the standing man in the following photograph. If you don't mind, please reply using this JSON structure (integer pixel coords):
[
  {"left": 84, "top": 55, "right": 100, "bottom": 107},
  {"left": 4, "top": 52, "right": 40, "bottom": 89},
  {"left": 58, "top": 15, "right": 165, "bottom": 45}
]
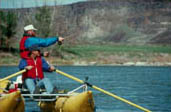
[{"left": 20, "top": 24, "right": 64, "bottom": 59}]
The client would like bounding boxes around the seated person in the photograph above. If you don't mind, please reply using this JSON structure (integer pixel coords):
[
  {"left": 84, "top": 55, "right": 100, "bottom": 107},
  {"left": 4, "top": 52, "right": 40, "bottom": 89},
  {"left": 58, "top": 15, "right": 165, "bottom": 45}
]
[{"left": 18, "top": 46, "right": 57, "bottom": 94}]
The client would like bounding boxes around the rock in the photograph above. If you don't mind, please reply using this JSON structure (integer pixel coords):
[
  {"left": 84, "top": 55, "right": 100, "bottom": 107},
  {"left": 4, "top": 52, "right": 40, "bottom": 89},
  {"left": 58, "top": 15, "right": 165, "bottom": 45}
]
[
  {"left": 135, "top": 62, "right": 147, "bottom": 66},
  {"left": 123, "top": 62, "right": 135, "bottom": 66}
]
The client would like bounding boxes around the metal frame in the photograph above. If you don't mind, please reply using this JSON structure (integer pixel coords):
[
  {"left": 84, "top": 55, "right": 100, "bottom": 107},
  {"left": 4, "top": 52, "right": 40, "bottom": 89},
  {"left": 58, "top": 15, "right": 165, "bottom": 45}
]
[{"left": 22, "top": 84, "right": 88, "bottom": 102}]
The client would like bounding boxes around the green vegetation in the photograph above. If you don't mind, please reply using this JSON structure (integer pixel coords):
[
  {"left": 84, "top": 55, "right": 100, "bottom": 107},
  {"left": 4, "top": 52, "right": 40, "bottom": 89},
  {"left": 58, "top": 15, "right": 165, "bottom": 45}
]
[
  {"left": 1, "top": 44, "right": 171, "bottom": 65},
  {"left": 49, "top": 44, "right": 171, "bottom": 65},
  {"left": 0, "top": 11, "right": 17, "bottom": 49},
  {"left": 35, "top": 6, "right": 52, "bottom": 37},
  {"left": 61, "top": 44, "right": 171, "bottom": 57}
]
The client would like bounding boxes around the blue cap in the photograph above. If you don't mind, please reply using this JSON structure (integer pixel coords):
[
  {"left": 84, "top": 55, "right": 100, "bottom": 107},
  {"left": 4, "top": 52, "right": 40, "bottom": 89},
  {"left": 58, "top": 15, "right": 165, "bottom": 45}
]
[{"left": 28, "top": 45, "right": 40, "bottom": 51}]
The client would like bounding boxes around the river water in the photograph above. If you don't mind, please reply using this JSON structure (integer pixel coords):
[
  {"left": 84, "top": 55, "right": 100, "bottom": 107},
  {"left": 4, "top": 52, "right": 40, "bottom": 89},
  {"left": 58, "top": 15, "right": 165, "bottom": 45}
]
[{"left": 0, "top": 66, "right": 171, "bottom": 112}]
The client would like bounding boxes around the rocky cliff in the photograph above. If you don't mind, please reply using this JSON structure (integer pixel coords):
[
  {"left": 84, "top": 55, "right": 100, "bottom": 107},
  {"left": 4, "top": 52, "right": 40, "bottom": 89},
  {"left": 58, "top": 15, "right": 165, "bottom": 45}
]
[{"left": 4, "top": 0, "right": 171, "bottom": 47}]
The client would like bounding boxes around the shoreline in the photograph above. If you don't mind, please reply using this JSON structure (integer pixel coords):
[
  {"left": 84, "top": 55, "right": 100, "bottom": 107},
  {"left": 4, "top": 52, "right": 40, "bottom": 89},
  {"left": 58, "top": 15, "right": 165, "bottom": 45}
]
[
  {"left": 1, "top": 51, "right": 171, "bottom": 67},
  {"left": 1, "top": 61, "right": 171, "bottom": 66}
]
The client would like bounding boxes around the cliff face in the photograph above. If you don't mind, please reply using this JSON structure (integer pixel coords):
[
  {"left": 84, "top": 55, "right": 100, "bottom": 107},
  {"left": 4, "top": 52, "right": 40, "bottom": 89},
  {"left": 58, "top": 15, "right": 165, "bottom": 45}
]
[{"left": 7, "top": 1, "right": 171, "bottom": 47}]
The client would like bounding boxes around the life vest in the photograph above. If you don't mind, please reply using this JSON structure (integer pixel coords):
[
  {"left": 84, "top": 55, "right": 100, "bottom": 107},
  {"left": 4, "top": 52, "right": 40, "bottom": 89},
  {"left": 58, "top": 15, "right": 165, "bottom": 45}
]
[
  {"left": 19, "top": 36, "right": 30, "bottom": 59},
  {"left": 22, "top": 57, "right": 44, "bottom": 81}
]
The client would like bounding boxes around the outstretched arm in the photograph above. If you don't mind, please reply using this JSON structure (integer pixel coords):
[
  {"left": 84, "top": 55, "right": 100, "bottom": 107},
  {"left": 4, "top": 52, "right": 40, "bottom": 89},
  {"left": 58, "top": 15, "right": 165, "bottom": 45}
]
[{"left": 24, "top": 37, "right": 58, "bottom": 48}]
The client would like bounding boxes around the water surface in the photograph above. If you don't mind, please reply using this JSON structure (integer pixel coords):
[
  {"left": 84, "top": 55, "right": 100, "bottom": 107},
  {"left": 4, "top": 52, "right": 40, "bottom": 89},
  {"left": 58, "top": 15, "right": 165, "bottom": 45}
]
[{"left": 0, "top": 66, "right": 171, "bottom": 112}]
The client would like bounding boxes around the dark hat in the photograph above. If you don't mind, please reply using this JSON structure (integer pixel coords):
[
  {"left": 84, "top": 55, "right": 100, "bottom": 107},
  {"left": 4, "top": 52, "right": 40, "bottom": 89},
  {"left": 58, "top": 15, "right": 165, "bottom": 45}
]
[{"left": 28, "top": 45, "right": 40, "bottom": 51}]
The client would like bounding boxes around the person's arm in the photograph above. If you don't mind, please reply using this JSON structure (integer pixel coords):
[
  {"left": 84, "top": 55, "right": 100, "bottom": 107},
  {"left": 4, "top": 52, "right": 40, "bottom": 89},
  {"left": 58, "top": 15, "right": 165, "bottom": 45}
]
[
  {"left": 18, "top": 59, "right": 27, "bottom": 70},
  {"left": 42, "top": 58, "right": 55, "bottom": 72},
  {"left": 42, "top": 58, "right": 51, "bottom": 72},
  {"left": 18, "top": 59, "right": 33, "bottom": 71},
  {"left": 24, "top": 37, "right": 58, "bottom": 48}
]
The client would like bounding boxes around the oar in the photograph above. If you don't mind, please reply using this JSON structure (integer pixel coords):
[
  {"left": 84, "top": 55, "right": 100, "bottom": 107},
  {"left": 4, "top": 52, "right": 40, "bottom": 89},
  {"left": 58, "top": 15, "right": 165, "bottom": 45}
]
[
  {"left": 0, "top": 69, "right": 26, "bottom": 82},
  {"left": 55, "top": 69, "right": 151, "bottom": 112}
]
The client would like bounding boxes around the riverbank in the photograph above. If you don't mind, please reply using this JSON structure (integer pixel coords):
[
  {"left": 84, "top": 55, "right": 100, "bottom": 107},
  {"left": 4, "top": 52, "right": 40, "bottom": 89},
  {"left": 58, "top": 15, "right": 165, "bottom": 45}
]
[
  {"left": 1, "top": 53, "right": 171, "bottom": 66},
  {"left": 1, "top": 44, "right": 171, "bottom": 66}
]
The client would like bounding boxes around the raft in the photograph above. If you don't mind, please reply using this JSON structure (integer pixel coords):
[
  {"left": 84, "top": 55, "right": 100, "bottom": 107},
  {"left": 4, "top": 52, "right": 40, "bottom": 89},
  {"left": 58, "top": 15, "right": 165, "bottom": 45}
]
[
  {"left": 0, "top": 91, "right": 25, "bottom": 112},
  {"left": 39, "top": 91, "right": 95, "bottom": 112},
  {"left": 0, "top": 80, "right": 10, "bottom": 93},
  {"left": 0, "top": 78, "right": 95, "bottom": 112}
]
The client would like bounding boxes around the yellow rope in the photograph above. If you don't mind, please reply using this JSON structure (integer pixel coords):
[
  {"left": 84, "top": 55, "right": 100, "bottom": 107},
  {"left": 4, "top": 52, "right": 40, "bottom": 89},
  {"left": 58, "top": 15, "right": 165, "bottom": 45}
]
[{"left": 55, "top": 69, "right": 152, "bottom": 112}]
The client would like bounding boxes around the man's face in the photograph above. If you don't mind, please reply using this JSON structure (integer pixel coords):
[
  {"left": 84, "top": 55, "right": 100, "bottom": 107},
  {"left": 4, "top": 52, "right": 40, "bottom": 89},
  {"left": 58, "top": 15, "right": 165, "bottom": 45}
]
[
  {"left": 32, "top": 50, "right": 40, "bottom": 57},
  {"left": 27, "top": 30, "right": 36, "bottom": 36}
]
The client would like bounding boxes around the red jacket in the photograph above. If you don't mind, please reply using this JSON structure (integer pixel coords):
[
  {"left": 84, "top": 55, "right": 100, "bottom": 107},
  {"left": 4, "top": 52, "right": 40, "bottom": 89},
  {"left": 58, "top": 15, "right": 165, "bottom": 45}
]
[
  {"left": 22, "top": 57, "right": 44, "bottom": 81},
  {"left": 20, "top": 36, "right": 30, "bottom": 59}
]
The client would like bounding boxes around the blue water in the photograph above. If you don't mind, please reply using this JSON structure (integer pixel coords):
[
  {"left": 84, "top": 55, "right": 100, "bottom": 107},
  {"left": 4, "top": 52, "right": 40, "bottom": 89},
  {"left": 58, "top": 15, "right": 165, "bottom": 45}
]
[{"left": 0, "top": 66, "right": 171, "bottom": 112}]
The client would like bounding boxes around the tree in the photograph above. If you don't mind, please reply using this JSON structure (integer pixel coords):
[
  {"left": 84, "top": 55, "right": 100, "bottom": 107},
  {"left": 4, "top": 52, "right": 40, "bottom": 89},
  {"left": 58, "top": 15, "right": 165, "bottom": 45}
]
[
  {"left": 35, "top": 6, "right": 51, "bottom": 37},
  {"left": 0, "top": 11, "right": 17, "bottom": 49},
  {"left": 0, "top": 11, "right": 5, "bottom": 47}
]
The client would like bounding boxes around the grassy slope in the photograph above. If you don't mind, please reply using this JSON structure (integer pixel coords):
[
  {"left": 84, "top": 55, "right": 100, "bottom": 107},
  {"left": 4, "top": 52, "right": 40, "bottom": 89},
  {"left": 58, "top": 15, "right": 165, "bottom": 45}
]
[
  {"left": 0, "top": 44, "right": 171, "bottom": 65},
  {"left": 62, "top": 44, "right": 171, "bottom": 54},
  {"left": 57, "top": 44, "right": 171, "bottom": 65}
]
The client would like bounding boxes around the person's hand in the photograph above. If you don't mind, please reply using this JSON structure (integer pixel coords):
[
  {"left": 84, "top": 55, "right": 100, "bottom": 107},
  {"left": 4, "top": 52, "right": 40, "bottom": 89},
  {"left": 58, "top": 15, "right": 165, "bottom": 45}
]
[
  {"left": 25, "top": 66, "right": 33, "bottom": 70},
  {"left": 58, "top": 37, "right": 64, "bottom": 42},
  {"left": 49, "top": 65, "right": 55, "bottom": 72},
  {"left": 43, "top": 52, "right": 49, "bottom": 57},
  {"left": 58, "top": 37, "right": 64, "bottom": 45}
]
